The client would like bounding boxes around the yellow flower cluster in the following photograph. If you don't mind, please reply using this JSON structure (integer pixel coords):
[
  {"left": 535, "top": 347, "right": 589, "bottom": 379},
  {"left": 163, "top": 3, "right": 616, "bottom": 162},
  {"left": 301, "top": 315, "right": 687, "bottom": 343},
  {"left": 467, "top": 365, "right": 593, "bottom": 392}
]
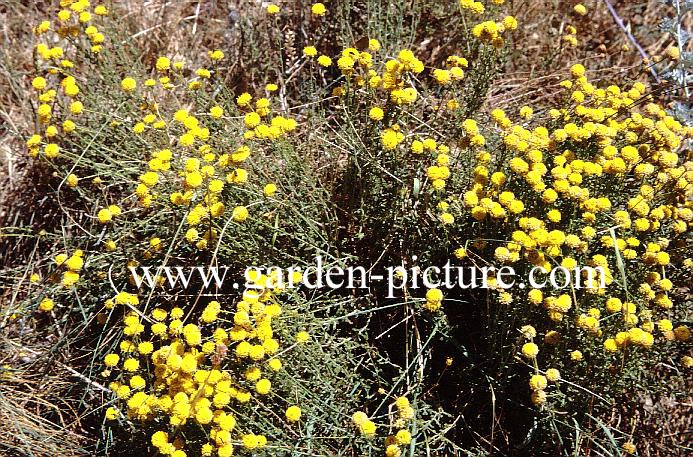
[
  {"left": 97, "top": 205, "right": 122, "bottom": 224},
  {"left": 54, "top": 249, "right": 85, "bottom": 287},
  {"left": 329, "top": 45, "right": 474, "bottom": 226},
  {"left": 453, "top": 65, "right": 693, "bottom": 401},
  {"left": 383, "top": 397, "right": 415, "bottom": 456},
  {"left": 353, "top": 396, "right": 415, "bottom": 456},
  {"left": 105, "top": 272, "right": 300, "bottom": 456},
  {"left": 115, "top": 54, "right": 298, "bottom": 250},
  {"left": 352, "top": 410, "right": 377, "bottom": 436},
  {"left": 33, "top": 248, "right": 86, "bottom": 315},
  {"left": 27, "top": 1, "right": 109, "bottom": 160},
  {"left": 562, "top": 24, "right": 578, "bottom": 47},
  {"left": 459, "top": 0, "right": 485, "bottom": 15},
  {"left": 519, "top": 328, "right": 562, "bottom": 405},
  {"left": 432, "top": 55, "right": 468, "bottom": 86},
  {"left": 328, "top": 45, "right": 426, "bottom": 108},
  {"left": 472, "top": 16, "right": 518, "bottom": 48}
]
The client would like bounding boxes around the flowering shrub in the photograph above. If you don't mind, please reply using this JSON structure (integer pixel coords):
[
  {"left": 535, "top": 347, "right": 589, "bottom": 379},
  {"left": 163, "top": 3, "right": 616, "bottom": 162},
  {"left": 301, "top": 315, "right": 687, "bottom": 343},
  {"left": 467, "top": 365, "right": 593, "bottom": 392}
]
[{"left": 2, "top": 0, "right": 691, "bottom": 456}]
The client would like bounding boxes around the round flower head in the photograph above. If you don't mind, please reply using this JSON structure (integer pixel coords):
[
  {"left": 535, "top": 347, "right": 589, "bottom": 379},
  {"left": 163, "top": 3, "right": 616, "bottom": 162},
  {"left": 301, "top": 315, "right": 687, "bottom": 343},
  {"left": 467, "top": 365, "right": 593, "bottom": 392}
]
[
  {"left": 521, "top": 342, "right": 539, "bottom": 359},
  {"left": 311, "top": 3, "right": 326, "bottom": 16},
  {"left": 121, "top": 77, "right": 137, "bottom": 92},
  {"left": 285, "top": 405, "right": 302, "bottom": 422}
]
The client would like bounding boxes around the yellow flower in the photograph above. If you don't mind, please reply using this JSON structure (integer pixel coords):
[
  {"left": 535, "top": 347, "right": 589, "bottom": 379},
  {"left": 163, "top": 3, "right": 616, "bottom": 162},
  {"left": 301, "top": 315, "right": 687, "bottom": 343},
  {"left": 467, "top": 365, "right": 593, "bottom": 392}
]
[
  {"left": 317, "top": 55, "right": 332, "bottom": 67},
  {"left": 208, "top": 49, "right": 225, "bottom": 61},
  {"left": 460, "top": 0, "right": 485, "bottom": 14},
  {"left": 546, "top": 209, "right": 561, "bottom": 222},
  {"left": 32, "top": 76, "right": 47, "bottom": 91},
  {"left": 296, "top": 331, "right": 310, "bottom": 344},
  {"left": 337, "top": 55, "right": 355, "bottom": 71},
  {"left": 97, "top": 208, "right": 112, "bottom": 224},
  {"left": 209, "top": 106, "right": 224, "bottom": 118},
  {"left": 303, "top": 46, "right": 318, "bottom": 57},
  {"left": 44, "top": 143, "right": 60, "bottom": 158},
  {"left": 105, "top": 407, "right": 119, "bottom": 420},
  {"left": 570, "top": 63, "right": 585, "bottom": 78},
  {"left": 65, "top": 255, "right": 83, "bottom": 272},
  {"left": 263, "top": 183, "right": 278, "bottom": 196},
  {"left": 237, "top": 92, "right": 252, "bottom": 107},
  {"left": 39, "top": 297, "right": 55, "bottom": 312},
  {"left": 255, "top": 378, "right": 271, "bottom": 394},
  {"left": 396, "top": 429, "right": 412, "bottom": 445},
  {"left": 521, "top": 342, "right": 539, "bottom": 359},
  {"left": 386, "top": 445, "right": 401, "bottom": 457},
  {"left": 519, "top": 325, "right": 536, "bottom": 339},
  {"left": 603, "top": 338, "right": 618, "bottom": 352},
  {"left": 531, "top": 390, "right": 546, "bottom": 405},
  {"left": 545, "top": 368, "right": 560, "bottom": 382},
  {"left": 123, "top": 358, "right": 139, "bottom": 372},
  {"left": 502, "top": 15, "right": 518, "bottom": 30},
  {"left": 369, "top": 107, "right": 384, "bottom": 121},
  {"left": 34, "top": 20, "right": 51, "bottom": 35},
  {"left": 433, "top": 69, "right": 451, "bottom": 85},
  {"left": 394, "top": 397, "right": 410, "bottom": 410},
  {"left": 155, "top": 56, "right": 171, "bottom": 72},
  {"left": 525, "top": 288, "right": 541, "bottom": 304},
  {"left": 440, "top": 212, "right": 455, "bottom": 225},
  {"left": 381, "top": 128, "right": 403, "bottom": 150},
  {"left": 120, "top": 77, "right": 137, "bottom": 92},
  {"left": 285, "top": 405, "right": 302, "bottom": 422},
  {"left": 665, "top": 46, "right": 680, "bottom": 61},
  {"left": 268, "top": 358, "right": 282, "bottom": 371},
  {"left": 682, "top": 356, "right": 693, "bottom": 368},
  {"left": 359, "top": 419, "right": 377, "bottom": 436},
  {"left": 529, "top": 374, "right": 547, "bottom": 390},
  {"left": 311, "top": 3, "right": 326, "bottom": 15},
  {"left": 244, "top": 112, "right": 261, "bottom": 128},
  {"left": 63, "top": 119, "right": 76, "bottom": 133},
  {"left": 70, "top": 101, "right": 84, "bottom": 115},
  {"left": 129, "top": 375, "right": 146, "bottom": 390},
  {"left": 266, "top": 4, "right": 280, "bottom": 14},
  {"left": 573, "top": 4, "right": 587, "bottom": 16},
  {"left": 137, "top": 341, "right": 153, "bottom": 355},
  {"left": 622, "top": 442, "right": 636, "bottom": 455},
  {"left": 655, "top": 251, "right": 670, "bottom": 266},
  {"left": 425, "top": 288, "right": 443, "bottom": 304},
  {"left": 519, "top": 105, "right": 533, "bottom": 119},
  {"left": 232, "top": 206, "right": 249, "bottom": 222}
]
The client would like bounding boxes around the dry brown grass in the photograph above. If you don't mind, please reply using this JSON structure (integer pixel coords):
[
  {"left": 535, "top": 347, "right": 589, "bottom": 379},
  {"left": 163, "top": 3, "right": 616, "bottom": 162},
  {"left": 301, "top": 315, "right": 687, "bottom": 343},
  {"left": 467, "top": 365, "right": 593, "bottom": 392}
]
[{"left": 0, "top": 340, "right": 90, "bottom": 456}]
